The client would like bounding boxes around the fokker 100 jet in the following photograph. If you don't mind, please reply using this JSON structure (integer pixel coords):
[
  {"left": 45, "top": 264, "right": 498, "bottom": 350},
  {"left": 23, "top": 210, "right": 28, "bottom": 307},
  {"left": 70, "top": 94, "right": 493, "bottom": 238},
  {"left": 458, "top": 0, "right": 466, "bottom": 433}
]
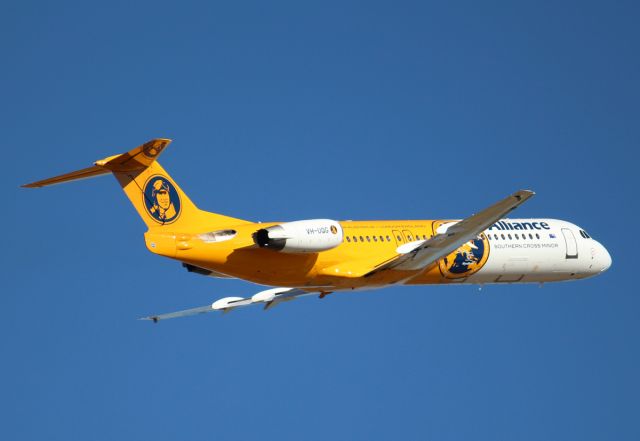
[{"left": 23, "top": 139, "right": 612, "bottom": 322}]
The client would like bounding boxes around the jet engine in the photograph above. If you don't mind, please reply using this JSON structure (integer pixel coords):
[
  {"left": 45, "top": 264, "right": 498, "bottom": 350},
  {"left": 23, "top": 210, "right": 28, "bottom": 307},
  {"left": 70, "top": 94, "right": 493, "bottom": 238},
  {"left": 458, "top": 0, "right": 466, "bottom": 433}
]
[{"left": 254, "top": 219, "right": 343, "bottom": 253}]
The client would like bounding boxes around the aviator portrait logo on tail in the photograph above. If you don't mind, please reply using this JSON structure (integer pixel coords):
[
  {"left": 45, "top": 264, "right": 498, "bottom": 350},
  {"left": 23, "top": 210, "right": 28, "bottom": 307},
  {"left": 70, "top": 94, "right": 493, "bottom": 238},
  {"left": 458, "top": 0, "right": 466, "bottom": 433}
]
[{"left": 143, "top": 175, "right": 181, "bottom": 224}]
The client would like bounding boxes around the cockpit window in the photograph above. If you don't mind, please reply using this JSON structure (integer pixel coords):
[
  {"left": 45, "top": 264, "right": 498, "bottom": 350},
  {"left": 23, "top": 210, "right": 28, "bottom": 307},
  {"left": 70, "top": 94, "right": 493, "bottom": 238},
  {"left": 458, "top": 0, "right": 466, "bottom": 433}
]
[{"left": 579, "top": 229, "right": 591, "bottom": 239}]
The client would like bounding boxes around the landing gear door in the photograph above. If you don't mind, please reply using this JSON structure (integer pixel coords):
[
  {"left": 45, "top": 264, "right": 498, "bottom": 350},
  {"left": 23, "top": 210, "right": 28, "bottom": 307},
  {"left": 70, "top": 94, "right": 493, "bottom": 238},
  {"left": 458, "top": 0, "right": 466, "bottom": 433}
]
[{"left": 562, "top": 228, "right": 578, "bottom": 259}]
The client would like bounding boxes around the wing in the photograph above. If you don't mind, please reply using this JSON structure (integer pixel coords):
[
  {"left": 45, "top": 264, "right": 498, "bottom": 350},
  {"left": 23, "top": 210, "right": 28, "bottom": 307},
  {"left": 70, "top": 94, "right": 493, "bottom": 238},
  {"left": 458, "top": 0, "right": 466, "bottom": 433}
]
[
  {"left": 365, "top": 190, "right": 535, "bottom": 277},
  {"left": 139, "top": 287, "right": 318, "bottom": 322}
]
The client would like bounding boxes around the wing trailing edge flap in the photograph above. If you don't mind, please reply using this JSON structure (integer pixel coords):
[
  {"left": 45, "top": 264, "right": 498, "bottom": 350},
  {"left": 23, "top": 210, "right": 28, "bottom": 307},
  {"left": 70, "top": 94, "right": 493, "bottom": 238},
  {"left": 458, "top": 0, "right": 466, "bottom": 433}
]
[
  {"left": 140, "top": 287, "right": 317, "bottom": 322},
  {"left": 365, "top": 190, "right": 535, "bottom": 277}
]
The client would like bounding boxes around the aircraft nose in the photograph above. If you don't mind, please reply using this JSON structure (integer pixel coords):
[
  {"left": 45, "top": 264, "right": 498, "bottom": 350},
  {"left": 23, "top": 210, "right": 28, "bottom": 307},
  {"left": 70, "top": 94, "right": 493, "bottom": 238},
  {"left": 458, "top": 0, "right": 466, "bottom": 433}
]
[{"left": 597, "top": 242, "right": 612, "bottom": 272}]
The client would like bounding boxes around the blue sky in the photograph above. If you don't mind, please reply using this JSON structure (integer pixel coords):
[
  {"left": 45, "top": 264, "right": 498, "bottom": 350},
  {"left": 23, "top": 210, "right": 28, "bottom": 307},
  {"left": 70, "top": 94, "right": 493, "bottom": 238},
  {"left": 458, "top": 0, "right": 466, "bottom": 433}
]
[{"left": 2, "top": 1, "right": 638, "bottom": 439}]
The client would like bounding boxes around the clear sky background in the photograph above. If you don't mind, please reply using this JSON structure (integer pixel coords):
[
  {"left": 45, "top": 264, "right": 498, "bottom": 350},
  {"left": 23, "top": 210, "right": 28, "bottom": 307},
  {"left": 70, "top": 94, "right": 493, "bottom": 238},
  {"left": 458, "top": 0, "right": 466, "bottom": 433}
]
[{"left": 2, "top": 1, "right": 638, "bottom": 440}]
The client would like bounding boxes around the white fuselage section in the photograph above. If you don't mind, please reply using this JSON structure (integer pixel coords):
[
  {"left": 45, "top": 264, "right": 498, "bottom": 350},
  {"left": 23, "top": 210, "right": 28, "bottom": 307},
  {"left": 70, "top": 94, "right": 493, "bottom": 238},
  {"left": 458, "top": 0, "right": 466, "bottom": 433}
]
[{"left": 463, "top": 218, "right": 611, "bottom": 284}]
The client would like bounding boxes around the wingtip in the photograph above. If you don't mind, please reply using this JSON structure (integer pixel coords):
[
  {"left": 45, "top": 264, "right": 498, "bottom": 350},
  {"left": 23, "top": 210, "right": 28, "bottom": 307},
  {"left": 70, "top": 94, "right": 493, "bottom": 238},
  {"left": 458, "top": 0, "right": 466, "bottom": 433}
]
[
  {"left": 514, "top": 189, "right": 536, "bottom": 199},
  {"left": 139, "top": 316, "right": 160, "bottom": 323}
]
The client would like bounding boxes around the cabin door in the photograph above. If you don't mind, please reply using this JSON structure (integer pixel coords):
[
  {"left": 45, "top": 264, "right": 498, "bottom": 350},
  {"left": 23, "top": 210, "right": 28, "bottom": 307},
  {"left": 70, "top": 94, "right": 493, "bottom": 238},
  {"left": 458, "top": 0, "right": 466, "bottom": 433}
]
[{"left": 562, "top": 228, "right": 578, "bottom": 259}]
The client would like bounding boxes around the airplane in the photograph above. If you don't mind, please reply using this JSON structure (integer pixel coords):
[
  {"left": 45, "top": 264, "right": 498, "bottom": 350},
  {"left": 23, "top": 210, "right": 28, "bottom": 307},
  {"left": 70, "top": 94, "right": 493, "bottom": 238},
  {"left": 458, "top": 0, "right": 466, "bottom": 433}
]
[{"left": 23, "top": 139, "right": 612, "bottom": 322}]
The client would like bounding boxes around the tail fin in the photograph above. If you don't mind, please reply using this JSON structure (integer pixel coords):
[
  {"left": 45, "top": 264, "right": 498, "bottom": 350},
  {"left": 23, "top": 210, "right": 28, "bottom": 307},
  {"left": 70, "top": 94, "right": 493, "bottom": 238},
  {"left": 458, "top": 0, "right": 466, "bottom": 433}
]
[{"left": 23, "top": 139, "right": 249, "bottom": 231}]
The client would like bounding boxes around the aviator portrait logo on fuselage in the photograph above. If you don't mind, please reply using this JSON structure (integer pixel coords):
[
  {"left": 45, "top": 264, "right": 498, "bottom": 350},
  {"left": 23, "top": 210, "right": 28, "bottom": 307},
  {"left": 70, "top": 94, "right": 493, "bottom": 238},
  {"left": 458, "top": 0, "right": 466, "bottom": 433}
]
[
  {"left": 439, "top": 233, "right": 490, "bottom": 279},
  {"left": 143, "top": 175, "right": 181, "bottom": 224},
  {"left": 433, "top": 221, "right": 490, "bottom": 279}
]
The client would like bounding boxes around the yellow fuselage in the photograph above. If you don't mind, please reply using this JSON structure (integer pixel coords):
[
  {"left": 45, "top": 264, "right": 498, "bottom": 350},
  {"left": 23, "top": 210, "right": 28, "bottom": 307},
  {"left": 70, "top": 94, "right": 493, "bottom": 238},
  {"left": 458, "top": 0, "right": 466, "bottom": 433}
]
[
  {"left": 145, "top": 220, "right": 452, "bottom": 290},
  {"left": 23, "top": 139, "right": 612, "bottom": 320}
]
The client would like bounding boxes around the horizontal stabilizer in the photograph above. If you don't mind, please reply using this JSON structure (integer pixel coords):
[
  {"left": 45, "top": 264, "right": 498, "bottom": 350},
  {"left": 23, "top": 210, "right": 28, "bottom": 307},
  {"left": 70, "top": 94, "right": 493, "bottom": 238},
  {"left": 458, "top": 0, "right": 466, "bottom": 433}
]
[
  {"left": 22, "top": 138, "right": 171, "bottom": 188},
  {"left": 21, "top": 165, "right": 110, "bottom": 188}
]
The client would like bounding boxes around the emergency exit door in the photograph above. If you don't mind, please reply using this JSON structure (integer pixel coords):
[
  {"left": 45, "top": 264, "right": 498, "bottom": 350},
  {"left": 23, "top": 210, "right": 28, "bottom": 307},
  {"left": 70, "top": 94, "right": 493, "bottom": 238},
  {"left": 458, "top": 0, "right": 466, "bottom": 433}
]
[{"left": 392, "top": 230, "right": 404, "bottom": 247}]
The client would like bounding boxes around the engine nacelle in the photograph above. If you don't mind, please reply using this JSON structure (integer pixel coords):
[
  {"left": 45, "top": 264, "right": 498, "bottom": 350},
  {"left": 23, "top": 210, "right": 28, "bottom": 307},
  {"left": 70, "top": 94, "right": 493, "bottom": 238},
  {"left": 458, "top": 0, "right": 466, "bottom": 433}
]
[{"left": 254, "top": 219, "right": 343, "bottom": 253}]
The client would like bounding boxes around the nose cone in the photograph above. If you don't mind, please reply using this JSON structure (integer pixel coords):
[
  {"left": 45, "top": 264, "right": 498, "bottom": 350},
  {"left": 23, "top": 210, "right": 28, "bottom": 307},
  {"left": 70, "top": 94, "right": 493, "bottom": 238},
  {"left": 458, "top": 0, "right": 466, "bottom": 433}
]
[{"left": 597, "top": 242, "right": 612, "bottom": 273}]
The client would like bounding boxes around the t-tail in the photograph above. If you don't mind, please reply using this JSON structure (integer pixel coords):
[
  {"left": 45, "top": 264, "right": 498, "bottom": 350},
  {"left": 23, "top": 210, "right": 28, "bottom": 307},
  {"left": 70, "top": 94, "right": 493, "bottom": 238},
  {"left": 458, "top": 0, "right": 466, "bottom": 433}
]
[{"left": 22, "top": 139, "right": 249, "bottom": 232}]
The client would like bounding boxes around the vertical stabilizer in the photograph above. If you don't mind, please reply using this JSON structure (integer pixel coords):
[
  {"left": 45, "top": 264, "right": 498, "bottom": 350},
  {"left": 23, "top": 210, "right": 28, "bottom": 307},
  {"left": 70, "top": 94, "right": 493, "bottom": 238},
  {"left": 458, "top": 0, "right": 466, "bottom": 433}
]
[{"left": 23, "top": 139, "right": 249, "bottom": 231}]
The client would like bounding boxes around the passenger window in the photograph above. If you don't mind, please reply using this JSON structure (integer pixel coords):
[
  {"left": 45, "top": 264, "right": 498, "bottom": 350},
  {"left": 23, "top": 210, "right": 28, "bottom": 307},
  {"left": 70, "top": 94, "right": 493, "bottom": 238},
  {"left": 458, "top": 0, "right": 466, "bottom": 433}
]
[
  {"left": 494, "top": 234, "right": 499, "bottom": 240},
  {"left": 373, "top": 236, "right": 378, "bottom": 242},
  {"left": 408, "top": 235, "right": 413, "bottom": 241},
  {"left": 346, "top": 236, "right": 351, "bottom": 242},
  {"left": 536, "top": 233, "right": 540, "bottom": 239},
  {"left": 508, "top": 234, "right": 512, "bottom": 240},
  {"left": 501, "top": 234, "right": 505, "bottom": 240},
  {"left": 515, "top": 234, "right": 519, "bottom": 239},
  {"left": 397, "top": 235, "right": 402, "bottom": 241},
  {"left": 386, "top": 235, "right": 391, "bottom": 242},
  {"left": 529, "top": 233, "right": 533, "bottom": 239},
  {"left": 380, "top": 235, "right": 384, "bottom": 241},
  {"left": 353, "top": 236, "right": 358, "bottom": 242},
  {"left": 366, "top": 236, "right": 370, "bottom": 242},
  {"left": 359, "top": 236, "right": 364, "bottom": 242}
]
